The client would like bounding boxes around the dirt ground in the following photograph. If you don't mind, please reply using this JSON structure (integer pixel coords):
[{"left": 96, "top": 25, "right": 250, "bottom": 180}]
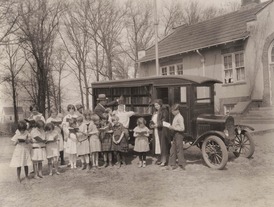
[{"left": 0, "top": 132, "right": 274, "bottom": 207}]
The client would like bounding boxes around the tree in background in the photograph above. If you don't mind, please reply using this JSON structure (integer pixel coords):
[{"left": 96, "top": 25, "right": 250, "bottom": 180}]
[
  {"left": 61, "top": 0, "right": 92, "bottom": 109},
  {"left": 1, "top": 41, "right": 26, "bottom": 124},
  {"left": 15, "top": 0, "right": 64, "bottom": 116}
]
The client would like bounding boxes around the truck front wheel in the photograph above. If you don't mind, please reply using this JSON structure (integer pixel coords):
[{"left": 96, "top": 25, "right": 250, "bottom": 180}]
[{"left": 202, "top": 136, "right": 228, "bottom": 170}]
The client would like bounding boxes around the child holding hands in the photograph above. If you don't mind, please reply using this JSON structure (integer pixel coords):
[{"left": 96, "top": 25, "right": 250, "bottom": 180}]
[
  {"left": 133, "top": 117, "right": 150, "bottom": 168},
  {"left": 45, "top": 122, "right": 60, "bottom": 175},
  {"left": 10, "top": 120, "right": 32, "bottom": 182},
  {"left": 112, "top": 115, "right": 128, "bottom": 168}
]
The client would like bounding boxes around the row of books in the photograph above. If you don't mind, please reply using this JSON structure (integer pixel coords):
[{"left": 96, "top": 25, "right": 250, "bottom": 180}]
[
  {"left": 131, "top": 96, "right": 150, "bottom": 104},
  {"left": 133, "top": 106, "right": 152, "bottom": 114}
]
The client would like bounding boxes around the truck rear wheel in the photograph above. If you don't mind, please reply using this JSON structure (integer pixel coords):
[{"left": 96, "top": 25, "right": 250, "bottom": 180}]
[{"left": 202, "top": 136, "right": 228, "bottom": 170}]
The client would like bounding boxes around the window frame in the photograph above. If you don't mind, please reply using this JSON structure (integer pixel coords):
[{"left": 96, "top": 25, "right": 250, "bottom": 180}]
[
  {"left": 222, "top": 51, "right": 245, "bottom": 85},
  {"left": 160, "top": 63, "right": 184, "bottom": 76}
]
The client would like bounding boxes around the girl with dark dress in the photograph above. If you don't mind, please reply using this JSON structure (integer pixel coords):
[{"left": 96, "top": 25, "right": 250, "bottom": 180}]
[{"left": 150, "top": 99, "right": 170, "bottom": 166}]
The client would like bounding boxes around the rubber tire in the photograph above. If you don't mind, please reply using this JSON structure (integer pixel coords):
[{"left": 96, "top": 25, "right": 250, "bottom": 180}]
[
  {"left": 233, "top": 131, "right": 255, "bottom": 158},
  {"left": 202, "top": 136, "right": 228, "bottom": 170}
]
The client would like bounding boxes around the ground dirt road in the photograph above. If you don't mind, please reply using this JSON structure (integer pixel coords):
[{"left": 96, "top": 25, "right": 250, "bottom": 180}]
[{"left": 0, "top": 132, "right": 274, "bottom": 207}]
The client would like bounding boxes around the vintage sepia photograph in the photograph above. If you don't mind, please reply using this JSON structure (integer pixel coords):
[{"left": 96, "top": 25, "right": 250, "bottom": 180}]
[{"left": 0, "top": 0, "right": 274, "bottom": 206}]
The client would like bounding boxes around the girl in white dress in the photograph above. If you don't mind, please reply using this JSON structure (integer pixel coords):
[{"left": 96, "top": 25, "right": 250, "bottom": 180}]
[
  {"left": 89, "top": 114, "right": 101, "bottom": 168},
  {"left": 30, "top": 120, "right": 47, "bottom": 179},
  {"left": 10, "top": 120, "right": 32, "bottom": 182},
  {"left": 133, "top": 118, "right": 150, "bottom": 168},
  {"left": 45, "top": 123, "right": 60, "bottom": 175},
  {"left": 76, "top": 115, "right": 90, "bottom": 170},
  {"left": 62, "top": 104, "right": 78, "bottom": 168},
  {"left": 46, "top": 109, "right": 65, "bottom": 165}
]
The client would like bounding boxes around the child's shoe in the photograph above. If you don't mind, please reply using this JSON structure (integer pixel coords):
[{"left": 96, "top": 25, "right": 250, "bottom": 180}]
[
  {"left": 138, "top": 162, "right": 143, "bottom": 168},
  {"left": 142, "top": 161, "right": 146, "bottom": 168},
  {"left": 49, "top": 172, "right": 53, "bottom": 176},
  {"left": 81, "top": 163, "right": 86, "bottom": 170}
]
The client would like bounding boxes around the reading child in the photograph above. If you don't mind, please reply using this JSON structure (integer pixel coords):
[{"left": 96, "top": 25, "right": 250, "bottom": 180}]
[
  {"left": 133, "top": 117, "right": 150, "bottom": 168},
  {"left": 45, "top": 123, "right": 60, "bottom": 175},
  {"left": 99, "top": 114, "right": 114, "bottom": 168},
  {"left": 10, "top": 120, "right": 32, "bottom": 182},
  {"left": 66, "top": 119, "right": 78, "bottom": 169},
  {"left": 88, "top": 114, "right": 101, "bottom": 168},
  {"left": 76, "top": 115, "right": 90, "bottom": 170},
  {"left": 112, "top": 115, "right": 128, "bottom": 168},
  {"left": 30, "top": 120, "right": 47, "bottom": 178},
  {"left": 46, "top": 109, "right": 65, "bottom": 165}
]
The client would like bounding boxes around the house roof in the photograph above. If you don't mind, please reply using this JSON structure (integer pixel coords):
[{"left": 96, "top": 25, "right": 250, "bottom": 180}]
[
  {"left": 139, "top": 1, "right": 271, "bottom": 63},
  {"left": 2, "top": 107, "right": 24, "bottom": 115}
]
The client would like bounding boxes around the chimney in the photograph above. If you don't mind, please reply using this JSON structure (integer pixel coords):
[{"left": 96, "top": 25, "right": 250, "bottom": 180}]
[{"left": 241, "top": 0, "right": 261, "bottom": 7}]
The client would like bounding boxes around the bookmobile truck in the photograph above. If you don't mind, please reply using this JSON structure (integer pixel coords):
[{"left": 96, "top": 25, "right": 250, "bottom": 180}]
[{"left": 91, "top": 75, "right": 255, "bottom": 170}]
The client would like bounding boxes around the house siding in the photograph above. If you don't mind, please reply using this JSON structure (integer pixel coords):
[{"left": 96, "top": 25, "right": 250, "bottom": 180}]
[{"left": 139, "top": 1, "right": 274, "bottom": 113}]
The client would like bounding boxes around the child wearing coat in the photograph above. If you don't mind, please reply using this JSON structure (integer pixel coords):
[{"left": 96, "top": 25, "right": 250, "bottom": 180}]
[
  {"left": 10, "top": 120, "right": 32, "bottom": 182},
  {"left": 30, "top": 120, "right": 47, "bottom": 179},
  {"left": 45, "top": 122, "right": 60, "bottom": 175},
  {"left": 133, "top": 117, "right": 150, "bottom": 168}
]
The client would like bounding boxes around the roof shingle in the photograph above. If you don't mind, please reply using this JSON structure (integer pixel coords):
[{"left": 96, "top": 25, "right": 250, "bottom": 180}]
[{"left": 139, "top": 1, "right": 270, "bottom": 63}]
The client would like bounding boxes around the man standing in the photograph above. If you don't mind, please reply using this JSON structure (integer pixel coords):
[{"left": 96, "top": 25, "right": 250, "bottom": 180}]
[
  {"left": 166, "top": 103, "right": 186, "bottom": 171},
  {"left": 94, "top": 94, "right": 118, "bottom": 119}
]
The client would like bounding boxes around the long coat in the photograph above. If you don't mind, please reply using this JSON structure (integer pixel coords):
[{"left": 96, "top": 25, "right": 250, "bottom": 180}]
[{"left": 151, "top": 106, "right": 170, "bottom": 156}]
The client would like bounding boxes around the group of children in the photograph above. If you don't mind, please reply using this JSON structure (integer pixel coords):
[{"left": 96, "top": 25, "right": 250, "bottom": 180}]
[{"left": 10, "top": 104, "right": 151, "bottom": 182}]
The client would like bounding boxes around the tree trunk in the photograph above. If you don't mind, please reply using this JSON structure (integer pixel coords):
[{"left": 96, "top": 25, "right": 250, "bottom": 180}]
[{"left": 11, "top": 75, "right": 18, "bottom": 124}]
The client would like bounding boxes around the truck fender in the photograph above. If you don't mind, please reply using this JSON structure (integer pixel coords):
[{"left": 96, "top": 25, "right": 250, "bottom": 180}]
[{"left": 193, "top": 130, "right": 226, "bottom": 146}]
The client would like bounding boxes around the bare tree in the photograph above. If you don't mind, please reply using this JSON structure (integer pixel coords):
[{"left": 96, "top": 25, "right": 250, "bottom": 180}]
[
  {"left": 96, "top": 0, "right": 126, "bottom": 80},
  {"left": 1, "top": 40, "right": 26, "bottom": 123},
  {"left": 15, "top": 0, "right": 64, "bottom": 116},
  {"left": 160, "top": 0, "right": 184, "bottom": 37},
  {"left": 123, "top": 0, "right": 154, "bottom": 78},
  {"left": 60, "top": 0, "right": 93, "bottom": 109}
]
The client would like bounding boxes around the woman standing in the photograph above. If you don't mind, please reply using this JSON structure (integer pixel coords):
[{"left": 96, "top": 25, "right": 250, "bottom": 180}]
[{"left": 150, "top": 99, "right": 170, "bottom": 166}]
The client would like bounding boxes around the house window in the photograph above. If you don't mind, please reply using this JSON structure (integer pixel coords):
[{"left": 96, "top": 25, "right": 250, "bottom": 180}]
[
  {"left": 235, "top": 53, "right": 245, "bottom": 81},
  {"left": 160, "top": 63, "right": 183, "bottom": 76},
  {"left": 177, "top": 64, "right": 183, "bottom": 75},
  {"left": 224, "top": 54, "right": 233, "bottom": 84},
  {"left": 224, "top": 104, "right": 235, "bottom": 115},
  {"left": 161, "top": 67, "right": 167, "bottom": 75},
  {"left": 223, "top": 51, "right": 245, "bottom": 84},
  {"left": 169, "top": 66, "right": 175, "bottom": 75}
]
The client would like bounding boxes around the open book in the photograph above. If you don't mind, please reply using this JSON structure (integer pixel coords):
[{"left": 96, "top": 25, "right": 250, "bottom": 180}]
[
  {"left": 51, "top": 121, "right": 62, "bottom": 126},
  {"left": 69, "top": 128, "right": 79, "bottom": 133},
  {"left": 33, "top": 136, "right": 46, "bottom": 143},
  {"left": 162, "top": 121, "right": 171, "bottom": 128}
]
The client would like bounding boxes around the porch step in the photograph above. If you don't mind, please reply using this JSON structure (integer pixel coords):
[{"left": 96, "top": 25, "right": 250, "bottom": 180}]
[{"left": 238, "top": 106, "right": 274, "bottom": 125}]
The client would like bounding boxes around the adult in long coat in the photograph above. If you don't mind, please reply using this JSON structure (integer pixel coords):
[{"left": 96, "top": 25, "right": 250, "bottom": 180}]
[{"left": 150, "top": 99, "right": 170, "bottom": 166}]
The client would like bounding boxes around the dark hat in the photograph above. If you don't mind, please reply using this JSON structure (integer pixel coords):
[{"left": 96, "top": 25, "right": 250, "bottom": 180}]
[
  {"left": 97, "top": 94, "right": 108, "bottom": 101},
  {"left": 75, "top": 104, "right": 83, "bottom": 110}
]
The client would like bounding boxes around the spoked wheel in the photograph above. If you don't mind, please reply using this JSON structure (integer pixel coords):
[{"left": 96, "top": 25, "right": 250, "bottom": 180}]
[
  {"left": 202, "top": 136, "right": 228, "bottom": 170},
  {"left": 233, "top": 131, "right": 255, "bottom": 158}
]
